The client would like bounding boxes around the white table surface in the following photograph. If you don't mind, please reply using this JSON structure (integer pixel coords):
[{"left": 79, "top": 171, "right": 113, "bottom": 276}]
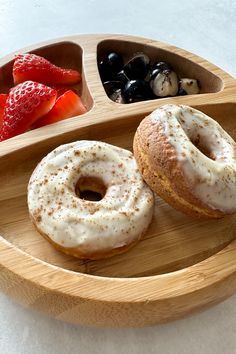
[{"left": 0, "top": 0, "right": 236, "bottom": 353}]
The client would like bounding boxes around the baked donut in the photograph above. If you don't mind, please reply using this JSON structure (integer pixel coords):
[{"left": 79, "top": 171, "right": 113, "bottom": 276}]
[
  {"left": 28, "top": 140, "right": 154, "bottom": 259},
  {"left": 133, "top": 104, "right": 236, "bottom": 219}
]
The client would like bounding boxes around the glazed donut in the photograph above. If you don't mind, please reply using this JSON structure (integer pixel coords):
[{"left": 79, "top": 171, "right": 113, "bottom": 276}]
[
  {"left": 133, "top": 104, "right": 236, "bottom": 219},
  {"left": 28, "top": 140, "right": 154, "bottom": 259}
]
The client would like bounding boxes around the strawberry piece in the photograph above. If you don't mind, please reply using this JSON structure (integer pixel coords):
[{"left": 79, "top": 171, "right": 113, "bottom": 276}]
[
  {"left": 50, "top": 85, "right": 78, "bottom": 97},
  {"left": 33, "top": 90, "right": 87, "bottom": 128},
  {"left": 13, "top": 53, "right": 81, "bottom": 85},
  {"left": 0, "top": 94, "right": 8, "bottom": 128},
  {"left": 0, "top": 81, "right": 57, "bottom": 141}
]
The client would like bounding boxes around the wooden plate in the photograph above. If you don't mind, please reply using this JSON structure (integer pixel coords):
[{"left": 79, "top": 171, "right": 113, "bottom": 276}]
[{"left": 0, "top": 34, "right": 236, "bottom": 327}]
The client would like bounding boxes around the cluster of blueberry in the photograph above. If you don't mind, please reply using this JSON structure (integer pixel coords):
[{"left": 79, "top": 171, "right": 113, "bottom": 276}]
[{"left": 98, "top": 52, "right": 200, "bottom": 104}]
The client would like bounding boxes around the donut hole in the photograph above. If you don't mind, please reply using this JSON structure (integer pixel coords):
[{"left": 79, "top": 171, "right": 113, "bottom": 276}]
[
  {"left": 75, "top": 176, "right": 106, "bottom": 202},
  {"left": 190, "top": 134, "right": 216, "bottom": 160}
]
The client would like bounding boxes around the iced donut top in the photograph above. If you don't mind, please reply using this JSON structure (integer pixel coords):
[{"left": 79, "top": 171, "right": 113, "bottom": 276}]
[
  {"left": 151, "top": 104, "right": 236, "bottom": 212},
  {"left": 28, "top": 140, "right": 154, "bottom": 251}
]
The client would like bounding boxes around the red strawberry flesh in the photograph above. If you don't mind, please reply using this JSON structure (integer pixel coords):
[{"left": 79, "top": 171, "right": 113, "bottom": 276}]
[
  {"left": 50, "top": 85, "right": 78, "bottom": 97},
  {"left": 0, "top": 81, "right": 57, "bottom": 141},
  {"left": 33, "top": 90, "right": 87, "bottom": 128},
  {"left": 0, "top": 94, "right": 8, "bottom": 128},
  {"left": 13, "top": 53, "right": 81, "bottom": 86}
]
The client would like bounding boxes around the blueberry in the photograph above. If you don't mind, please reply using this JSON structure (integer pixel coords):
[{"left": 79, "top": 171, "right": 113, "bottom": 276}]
[
  {"left": 178, "top": 88, "right": 188, "bottom": 96},
  {"left": 152, "top": 61, "right": 172, "bottom": 72},
  {"left": 123, "top": 80, "right": 153, "bottom": 103},
  {"left": 98, "top": 52, "right": 124, "bottom": 81},
  {"left": 103, "top": 81, "right": 123, "bottom": 96},
  {"left": 98, "top": 60, "right": 109, "bottom": 82},
  {"left": 115, "top": 70, "right": 129, "bottom": 86},
  {"left": 107, "top": 52, "right": 124, "bottom": 73},
  {"left": 110, "top": 89, "right": 126, "bottom": 104},
  {"left": 123, "top": 53, "right": 150, "bottom": 80}
]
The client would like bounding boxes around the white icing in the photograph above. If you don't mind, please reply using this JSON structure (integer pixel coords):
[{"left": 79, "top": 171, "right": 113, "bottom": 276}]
[
  {"left": 151, "top": 104, "right": 236, "bottom": 213},
  {"left": 27, "top": 140, "right": 154, "bottom": 252}
]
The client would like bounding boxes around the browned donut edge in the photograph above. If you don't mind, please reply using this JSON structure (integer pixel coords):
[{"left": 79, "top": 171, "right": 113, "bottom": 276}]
[
  {"left": 29, "top": 214, "right": 150, "bottom": 260},
  {"left": 133, "top": 115, "right": 225, "bottom": 219}
]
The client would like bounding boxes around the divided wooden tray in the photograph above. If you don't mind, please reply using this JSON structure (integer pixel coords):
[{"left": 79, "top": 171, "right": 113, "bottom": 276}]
[{"left": 0, "top": 34, "right": 236, "bottom": 327}]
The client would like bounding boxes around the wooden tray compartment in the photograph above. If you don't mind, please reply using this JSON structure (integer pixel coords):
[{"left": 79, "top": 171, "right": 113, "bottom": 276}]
[
  {"left": 0, "top": 102, "right": 235, "bottom": 278},
  {"left": 0, "top": 34, "right": 236, "bottom": 327},
  {"left": 97, "top": 39, "right": 223, "bottom": 98},
  {"left": 0, "top": 40, "right": 93, "bottom": 111}
]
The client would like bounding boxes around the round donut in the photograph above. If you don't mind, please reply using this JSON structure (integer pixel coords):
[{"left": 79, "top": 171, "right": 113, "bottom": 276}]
[
  {"left": 28, "top": 140, "right": 154, "bottom": 259},
  {"left": 133, "top": 104, "right": 236, "bottom": 219}
]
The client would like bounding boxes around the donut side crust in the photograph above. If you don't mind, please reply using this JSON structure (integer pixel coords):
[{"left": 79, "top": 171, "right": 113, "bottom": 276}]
[
  {"left": 30, "top": 214, "right": 150, "bottom": 260},
  {"left": 133, "top": 116, "right": 224, "bottom": 219}
]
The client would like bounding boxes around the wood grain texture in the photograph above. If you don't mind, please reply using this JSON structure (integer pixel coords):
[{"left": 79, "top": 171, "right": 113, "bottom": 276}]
[{"left": 0, "top": 34, "right": 236, "bottom": 327}]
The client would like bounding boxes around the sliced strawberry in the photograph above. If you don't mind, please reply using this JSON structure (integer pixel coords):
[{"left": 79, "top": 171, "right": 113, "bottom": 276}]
[
  {"left": 0, "top": 81, "right": 57, "bottom": 141},
  {"left": 13, "top": 53, "right": 81, "bottom": 86},
  {"left": 50, "top": 85, "right": 78, "bottom": 97},
  {"left": 0, "top": 94, "right": 8, "bottom": 128},
  {"left": 33, "top": 90, "right": 87, "bottom": 128}
]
